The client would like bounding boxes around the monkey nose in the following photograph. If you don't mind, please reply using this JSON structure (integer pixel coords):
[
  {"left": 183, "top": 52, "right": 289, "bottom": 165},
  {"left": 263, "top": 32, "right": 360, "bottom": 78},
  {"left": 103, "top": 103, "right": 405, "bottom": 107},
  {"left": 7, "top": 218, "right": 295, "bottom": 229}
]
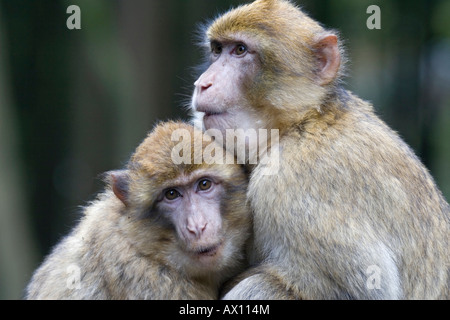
[
  {"left": 187, "top": 222, "right": 207, "bottom": 238},
  {"left": 199, "top": 83, "right": 212, "bottom": 93},
  {"left": 195, "top": 79, "right": 212, "bottom": 93}
]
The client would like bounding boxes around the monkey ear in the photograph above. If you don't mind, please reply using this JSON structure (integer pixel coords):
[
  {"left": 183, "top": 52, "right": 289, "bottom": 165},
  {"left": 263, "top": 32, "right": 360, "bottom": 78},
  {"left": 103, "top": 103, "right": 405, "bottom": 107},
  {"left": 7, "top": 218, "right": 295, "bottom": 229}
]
[
  {"left": 109, "top": 170, "right": 130, "bottom": 206},
  {"left": 314, "top": 34, "right": 341, "bottom": 86}
]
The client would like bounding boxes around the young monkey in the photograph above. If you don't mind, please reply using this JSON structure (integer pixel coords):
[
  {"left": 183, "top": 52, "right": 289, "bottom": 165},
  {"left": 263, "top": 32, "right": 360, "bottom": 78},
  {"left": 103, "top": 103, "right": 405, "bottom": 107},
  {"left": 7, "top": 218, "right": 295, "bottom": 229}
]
[{"left": 26, "top": 121, "right": 251, "bottom": 299}]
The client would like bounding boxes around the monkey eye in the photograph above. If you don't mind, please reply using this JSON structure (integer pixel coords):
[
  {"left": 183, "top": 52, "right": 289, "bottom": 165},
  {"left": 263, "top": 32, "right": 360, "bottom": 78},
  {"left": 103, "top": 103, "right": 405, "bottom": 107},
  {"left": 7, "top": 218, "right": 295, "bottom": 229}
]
[
  {"left": 234, "top": 44, "right": 247, "bottom": 56},
  {"left": 164, "top": 189, "right": 181, "bottom": 200},
  {"left": 198, "top": 179, "right": 212, "bottom": 191},
  {"left": 211, "top": 42, "right": 222, "bottom": 55}
]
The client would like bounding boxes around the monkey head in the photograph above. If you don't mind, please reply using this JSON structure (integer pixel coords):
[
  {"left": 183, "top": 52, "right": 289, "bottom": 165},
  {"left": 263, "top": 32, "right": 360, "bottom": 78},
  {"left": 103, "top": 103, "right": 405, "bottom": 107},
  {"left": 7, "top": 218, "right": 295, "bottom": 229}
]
[
  {"left": 109, "top": 121, "right": 251, "bottom": 277},
  {"left": 192, "top": 0, "right": 343, "bottom": 137}
]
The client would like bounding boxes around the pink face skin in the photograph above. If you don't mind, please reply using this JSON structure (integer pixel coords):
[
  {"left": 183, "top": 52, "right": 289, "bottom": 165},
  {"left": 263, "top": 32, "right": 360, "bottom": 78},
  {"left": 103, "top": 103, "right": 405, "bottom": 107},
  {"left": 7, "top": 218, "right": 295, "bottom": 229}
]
[
  {"left": 192, "top": 37, "right": 267, "bottom": 137},
  {"left": 156, "top": 174, "right": 226, "bottom": 267}
]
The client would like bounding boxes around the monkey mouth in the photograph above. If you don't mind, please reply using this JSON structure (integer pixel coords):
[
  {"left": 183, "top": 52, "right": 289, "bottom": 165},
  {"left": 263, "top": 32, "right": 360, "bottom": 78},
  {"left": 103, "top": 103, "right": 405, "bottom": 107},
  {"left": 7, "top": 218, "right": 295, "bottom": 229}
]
[
  {"left": 203, "top": 111, "right": 226, "bottom": 118},
  {"left": 193, "top": 241, "right": 223, "bottom": 257},
  {"left": 195, "top": 106, "right": 226, "bottom": 118}
]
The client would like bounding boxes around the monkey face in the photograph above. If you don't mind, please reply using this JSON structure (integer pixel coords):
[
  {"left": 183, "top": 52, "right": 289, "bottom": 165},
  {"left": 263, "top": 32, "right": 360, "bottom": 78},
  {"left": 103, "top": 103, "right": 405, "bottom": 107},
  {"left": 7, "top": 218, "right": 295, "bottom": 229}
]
[
  {"left": 158, "top": 175, "right": 224, "bottom": 262},
  {"left": 154, "top": 171, "right": 249, "bottom": 274},
  {"left": 192, "top": 37, "right": 268, "bottom": 136},
  {"left": 192, "top": 37, "right": 274, "bottom": 161}
]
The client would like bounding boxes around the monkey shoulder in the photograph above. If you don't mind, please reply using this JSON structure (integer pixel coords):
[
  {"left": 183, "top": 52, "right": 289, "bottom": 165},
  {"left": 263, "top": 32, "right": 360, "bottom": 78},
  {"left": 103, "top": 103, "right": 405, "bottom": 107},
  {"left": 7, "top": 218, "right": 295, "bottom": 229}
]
[
  {"left": 249, "top": 97, "right": 447, "bottom": 233},
  {"left": 25, "top": 192, "right": 124, "bottom": 299}
]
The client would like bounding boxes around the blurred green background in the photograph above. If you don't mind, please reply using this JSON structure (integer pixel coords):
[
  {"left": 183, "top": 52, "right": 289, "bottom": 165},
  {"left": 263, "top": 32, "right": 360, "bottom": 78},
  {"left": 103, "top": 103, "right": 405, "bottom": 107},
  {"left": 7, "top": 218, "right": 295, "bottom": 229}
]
[{"left": 0, "top": 0, "right": 449, "bottom": 299}]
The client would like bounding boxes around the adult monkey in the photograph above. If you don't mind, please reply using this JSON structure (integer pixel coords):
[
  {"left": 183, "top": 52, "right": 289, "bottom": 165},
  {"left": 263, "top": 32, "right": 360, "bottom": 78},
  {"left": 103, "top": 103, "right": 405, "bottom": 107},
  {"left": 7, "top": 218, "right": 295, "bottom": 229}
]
[{"left": 191, "top": 0, "right": 449, "bottom": 299}]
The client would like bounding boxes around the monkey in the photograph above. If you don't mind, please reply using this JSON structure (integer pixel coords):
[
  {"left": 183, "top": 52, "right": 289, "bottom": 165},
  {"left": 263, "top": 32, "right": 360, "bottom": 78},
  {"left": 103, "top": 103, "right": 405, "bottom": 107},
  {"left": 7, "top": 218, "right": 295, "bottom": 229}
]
[
  {"left": 191, "top": 0, "right": 449, "bottom": 299},
  {"left": 25, "top": 121, "right": 251, "bottom": 299}
]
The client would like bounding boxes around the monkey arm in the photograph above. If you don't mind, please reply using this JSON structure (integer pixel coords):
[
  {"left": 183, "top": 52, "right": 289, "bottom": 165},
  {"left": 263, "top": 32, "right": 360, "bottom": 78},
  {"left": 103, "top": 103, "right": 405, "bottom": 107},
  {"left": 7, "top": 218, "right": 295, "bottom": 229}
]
[
  {"left": 224, "top": 229, "right": 401, "bottom": 300},
  {"left": 222, "top": 264, "right": 301, "bottom": 299}
]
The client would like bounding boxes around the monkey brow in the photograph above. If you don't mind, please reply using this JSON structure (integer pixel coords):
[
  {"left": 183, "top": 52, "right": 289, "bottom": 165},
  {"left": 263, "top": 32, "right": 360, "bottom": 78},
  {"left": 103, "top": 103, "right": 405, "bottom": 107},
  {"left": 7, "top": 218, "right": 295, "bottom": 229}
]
[
  {"left": 211, "top": 38, "right": 242, "bottom": 46},
  {"left": 210, "top": 39, "right": 222, "bottom": 48}
]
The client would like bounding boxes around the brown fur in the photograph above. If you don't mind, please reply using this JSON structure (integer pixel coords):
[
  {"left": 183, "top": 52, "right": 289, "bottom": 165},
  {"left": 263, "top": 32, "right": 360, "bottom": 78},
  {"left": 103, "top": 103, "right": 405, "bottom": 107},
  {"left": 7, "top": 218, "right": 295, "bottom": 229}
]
[
  {"left": 26, "top": 121, "right": 251, "bottom": 299},
  {"left": 195, "top": 0, "right": 449, "bottom": 299}
]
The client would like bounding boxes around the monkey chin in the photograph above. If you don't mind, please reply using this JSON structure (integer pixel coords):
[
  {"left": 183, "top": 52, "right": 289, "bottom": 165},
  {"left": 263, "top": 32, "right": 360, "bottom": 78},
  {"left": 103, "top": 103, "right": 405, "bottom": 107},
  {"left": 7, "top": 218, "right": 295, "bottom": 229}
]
[
  {"left": 189, "top": 241, "right": 224, "bottom": 269},
  {"left": 202, "top": 111, "right": 234, "bottom": 133}
]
